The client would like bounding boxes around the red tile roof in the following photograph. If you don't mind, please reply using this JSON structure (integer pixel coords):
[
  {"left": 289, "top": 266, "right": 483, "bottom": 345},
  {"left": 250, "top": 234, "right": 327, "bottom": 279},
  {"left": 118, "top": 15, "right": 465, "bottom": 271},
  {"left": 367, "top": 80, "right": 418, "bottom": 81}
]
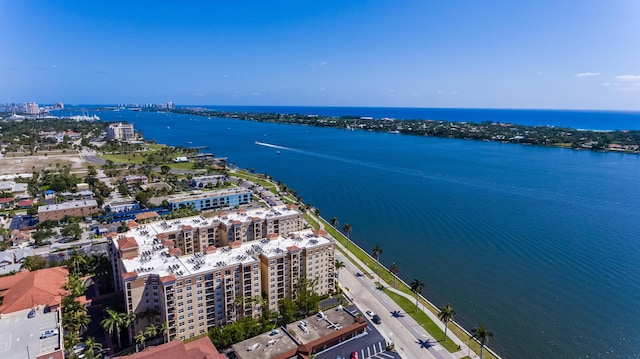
[
  {"left": 126, "top": 220, "right": 139, "bottom": 228},
  {"left": 123, "top": 272, "right": 138, "bottom": 280},
  {"left": 135, "top": 212, "right": 158, "bottom": 220},
  {"left": 17, "top": 199, "right": 34, "bottom": 207},
  {"left": 160, "top": 274, "right": 176, "bottom": 284},
  {"left": 0, "top": 267, "right": 69, "bottom": 314},
  {"left": 287, "top": 245, "right": 301, "bottom": 253},
  {"left": 113, "top": 337, "right": 225, "bottom": 359},
  {"left": 0, "top": 197, "right": 14, "bottom": 203},
  {"left": 162, "top": 240, "right": 174, "bottom": 248},
  {"left": 36, "top": 349, "right": 64, "bottom": 359},
  {"left": 204, "top": 246, "right": 217, "bottom": 254},
  {"left": 313, "top": 229, "right": 327, "bottom": 236},
  {"left": 169, "top": 248, "right": 182, "bottom": 256},
  {"left": 118, "top": 237, "right": 139, "bottom": 250},
  {"left": 105, "top": 232, "right": 119, "bottom": 238}
]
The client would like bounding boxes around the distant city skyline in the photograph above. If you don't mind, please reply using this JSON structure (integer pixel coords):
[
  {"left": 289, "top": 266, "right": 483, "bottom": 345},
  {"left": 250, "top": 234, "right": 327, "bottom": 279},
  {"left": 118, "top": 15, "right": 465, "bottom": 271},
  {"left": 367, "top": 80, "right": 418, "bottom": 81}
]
[{"left": 1, "top": 1, "right": 639, "bottom": 111}]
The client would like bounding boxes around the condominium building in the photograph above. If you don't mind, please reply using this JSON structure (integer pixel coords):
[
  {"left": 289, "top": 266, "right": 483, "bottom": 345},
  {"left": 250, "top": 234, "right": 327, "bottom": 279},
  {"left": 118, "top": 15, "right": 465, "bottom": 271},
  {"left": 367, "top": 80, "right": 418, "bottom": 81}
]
[
  {"left": 23, "top": 102, "right": 39, "bottom": 115},
  {"left": 37, "top": 199, "right": 99, "bottom": 221},
  {"left": 107, "top": 122, "right": 136, "bottom": 141},
  {"left": 166, "top": 188, "right": 252, "bottom": 212},
  {"left": 107, "top": 205, "right": 335, "bottom": 342}
]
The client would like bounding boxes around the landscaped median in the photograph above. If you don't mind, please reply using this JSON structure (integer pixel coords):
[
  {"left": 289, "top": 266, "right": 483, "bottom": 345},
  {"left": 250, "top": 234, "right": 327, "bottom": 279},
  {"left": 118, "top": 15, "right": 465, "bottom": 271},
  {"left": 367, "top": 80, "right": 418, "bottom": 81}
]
[{"left": 309, "top": 213, "right": 500, "bottom": 359}]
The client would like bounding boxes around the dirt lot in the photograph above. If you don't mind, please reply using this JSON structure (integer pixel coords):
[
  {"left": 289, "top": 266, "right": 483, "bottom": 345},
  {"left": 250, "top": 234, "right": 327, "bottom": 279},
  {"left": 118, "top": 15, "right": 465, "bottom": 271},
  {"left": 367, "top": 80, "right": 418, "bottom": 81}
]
[{"left": 0, "top": 150, "right": 90, "bottom": 176}]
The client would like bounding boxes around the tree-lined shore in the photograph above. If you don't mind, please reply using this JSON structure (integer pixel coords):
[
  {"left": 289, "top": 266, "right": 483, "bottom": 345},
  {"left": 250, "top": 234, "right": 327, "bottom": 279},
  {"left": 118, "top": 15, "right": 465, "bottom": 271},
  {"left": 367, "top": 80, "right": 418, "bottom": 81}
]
[{"left": 163, "top": 107, "right": 640, "bottom": 153}]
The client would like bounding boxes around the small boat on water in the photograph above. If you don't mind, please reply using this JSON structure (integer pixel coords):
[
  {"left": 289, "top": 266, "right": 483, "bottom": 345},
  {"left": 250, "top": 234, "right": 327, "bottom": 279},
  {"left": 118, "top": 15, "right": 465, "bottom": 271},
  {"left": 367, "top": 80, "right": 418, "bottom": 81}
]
[{"left": 276, "top": 151, "right": 281, "bottom": 154}]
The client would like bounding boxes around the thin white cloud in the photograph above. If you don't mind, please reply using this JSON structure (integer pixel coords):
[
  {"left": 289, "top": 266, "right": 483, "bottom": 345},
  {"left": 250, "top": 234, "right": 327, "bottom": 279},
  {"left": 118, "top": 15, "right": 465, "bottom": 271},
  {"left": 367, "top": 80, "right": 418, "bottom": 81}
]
[
  {"left": 615, "top": 75, "right": 640, "bottom": 82},
  {"left": 576, "top": 72, "right": 600, "bottom": 77},
  {"left": 537, "top": 71, "right": 544, "bottom": 75}
]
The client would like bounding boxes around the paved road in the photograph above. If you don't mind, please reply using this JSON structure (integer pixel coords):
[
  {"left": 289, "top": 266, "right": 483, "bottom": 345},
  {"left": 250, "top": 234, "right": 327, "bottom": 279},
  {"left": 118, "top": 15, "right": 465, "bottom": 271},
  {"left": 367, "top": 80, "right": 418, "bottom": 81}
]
[{"left": 337, "top": 251, "right": 456, "bottom": 359}]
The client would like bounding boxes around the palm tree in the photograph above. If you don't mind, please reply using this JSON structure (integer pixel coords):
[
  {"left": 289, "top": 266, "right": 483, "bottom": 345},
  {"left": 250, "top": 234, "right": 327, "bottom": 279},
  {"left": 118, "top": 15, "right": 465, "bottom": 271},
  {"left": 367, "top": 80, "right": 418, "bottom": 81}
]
[
  {"left": 438, "top": 303, "right": 456, "bottom": 342},
  {"left": 410, "top": 278, "right": 424, "bottom": 312},
  {"left": 234, "top": 295, "right": 245, "bottom": 318},
  {"left": 158, "top": 322, "right": 169, "bottom": 344},
  {"left": 134, "top": 330, "right": 146, "bottom": 352},
  {"left": 330, "top": 217, "right": 339, "bottom": 229},
  {"left": 334, "top": 260, "right": 345, "bottom": 277},
  {"left": 63, "top": 331, "right": 82, "bottom": 352},
  {"left": 342, "top": 223, "right": 352, "bottom": 249},
  {"left": 389, "top": 262, "right": 400, "bottom": 287},
  {"left": 372, "top": 244, "right": 383, "bottom": 277},
  {"left": 471, "top": 324, "right": 494, "bottom": 359},
  {"left": 83, "top": 337, "right": 103, "bottom": 359},
  {"left": 101, "top": 308, "right": 126, "bottom": 349},
  {"left": 144, "top": 323, "right": 157, "bottom": 342}
]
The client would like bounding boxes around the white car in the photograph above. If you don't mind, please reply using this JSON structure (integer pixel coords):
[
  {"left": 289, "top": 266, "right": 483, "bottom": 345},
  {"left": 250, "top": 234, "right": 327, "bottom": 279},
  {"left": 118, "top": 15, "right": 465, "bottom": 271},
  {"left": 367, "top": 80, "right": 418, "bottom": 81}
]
[
  {"left": 40, "top": 328, "right": 59, "bottom": 339},
  {"left": 365, "top": 310, "right": 375, "bottom": 317}
]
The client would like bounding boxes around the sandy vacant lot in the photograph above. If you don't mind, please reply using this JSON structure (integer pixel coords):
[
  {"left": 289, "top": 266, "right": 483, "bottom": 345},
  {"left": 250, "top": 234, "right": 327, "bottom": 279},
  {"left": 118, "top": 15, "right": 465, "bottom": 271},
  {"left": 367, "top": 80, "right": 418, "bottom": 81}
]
[{"left": 0, "top": 150, "right": 90, "bottom": 176}]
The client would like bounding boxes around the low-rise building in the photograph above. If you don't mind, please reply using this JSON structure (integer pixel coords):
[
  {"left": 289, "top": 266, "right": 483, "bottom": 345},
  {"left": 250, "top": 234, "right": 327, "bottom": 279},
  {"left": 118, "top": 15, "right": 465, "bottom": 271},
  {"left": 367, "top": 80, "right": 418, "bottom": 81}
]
[
  {"left": 122, "top": 175, "right": 148, "bottom": 185},
  {"left": 167, "top": 188, "right": 252, "bottom": 212},
  {"left": 105, "top": 200, "right": 141, "bottom": 213},
  {"left": 37, "top": 200, "right": 99, "bottom": 221}
]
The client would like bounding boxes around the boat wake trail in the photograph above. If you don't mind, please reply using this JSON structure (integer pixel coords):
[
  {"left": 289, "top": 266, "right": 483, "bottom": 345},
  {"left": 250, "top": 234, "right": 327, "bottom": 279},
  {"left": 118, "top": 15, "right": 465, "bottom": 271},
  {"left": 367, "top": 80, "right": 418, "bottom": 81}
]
[
  {"left": 254, "top": 141, "right": 292, "bottom": 151},
  {"left": 255, "top": 141, "right": 425, "bottom": 177}
]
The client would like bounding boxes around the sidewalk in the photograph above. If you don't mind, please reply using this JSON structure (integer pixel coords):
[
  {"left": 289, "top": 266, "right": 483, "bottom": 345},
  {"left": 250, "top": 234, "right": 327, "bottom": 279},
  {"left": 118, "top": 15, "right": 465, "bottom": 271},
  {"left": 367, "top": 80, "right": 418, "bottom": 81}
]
[{"left": 315, "top": 215, "right": 481, "bottom": 359}]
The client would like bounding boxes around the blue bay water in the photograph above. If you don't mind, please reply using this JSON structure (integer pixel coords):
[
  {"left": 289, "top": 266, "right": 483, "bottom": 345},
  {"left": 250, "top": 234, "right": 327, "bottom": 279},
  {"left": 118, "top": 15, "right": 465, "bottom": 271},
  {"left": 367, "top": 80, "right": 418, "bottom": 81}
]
[{"left": 60, "top": 107, "right": 640, "bottom": 358}]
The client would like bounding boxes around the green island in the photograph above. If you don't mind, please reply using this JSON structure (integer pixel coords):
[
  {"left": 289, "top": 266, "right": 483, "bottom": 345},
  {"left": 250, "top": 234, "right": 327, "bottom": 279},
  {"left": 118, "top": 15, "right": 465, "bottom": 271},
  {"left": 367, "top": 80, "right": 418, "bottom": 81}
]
[{"left": 159, "top": 107, "right": 640, "bottom": 153}]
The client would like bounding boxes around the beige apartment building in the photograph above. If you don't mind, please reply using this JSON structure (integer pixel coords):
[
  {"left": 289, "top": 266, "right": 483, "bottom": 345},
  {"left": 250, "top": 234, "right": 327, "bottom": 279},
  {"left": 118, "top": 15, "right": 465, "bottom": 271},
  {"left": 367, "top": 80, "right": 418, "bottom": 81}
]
[
  {"left": 37, "top": 199, "right": 99, "bottom": 221},
  {"left": 108, "top": 205, "right": 335, "bottom": 342}
]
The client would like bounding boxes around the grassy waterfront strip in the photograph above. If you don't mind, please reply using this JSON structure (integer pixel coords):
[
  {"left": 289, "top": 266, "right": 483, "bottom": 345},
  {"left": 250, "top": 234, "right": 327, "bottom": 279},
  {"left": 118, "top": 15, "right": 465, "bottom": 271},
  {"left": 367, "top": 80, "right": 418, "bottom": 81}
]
[{"left": 311, "top": 212, "right": 500, "bottom": 359}]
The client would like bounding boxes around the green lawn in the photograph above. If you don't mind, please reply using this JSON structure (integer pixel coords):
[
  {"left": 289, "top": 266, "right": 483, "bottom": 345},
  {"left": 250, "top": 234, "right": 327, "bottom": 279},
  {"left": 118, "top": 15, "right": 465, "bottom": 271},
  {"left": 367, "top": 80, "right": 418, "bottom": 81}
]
[{"left": 383, "top": 290, "right": 459, "bottom": 352}]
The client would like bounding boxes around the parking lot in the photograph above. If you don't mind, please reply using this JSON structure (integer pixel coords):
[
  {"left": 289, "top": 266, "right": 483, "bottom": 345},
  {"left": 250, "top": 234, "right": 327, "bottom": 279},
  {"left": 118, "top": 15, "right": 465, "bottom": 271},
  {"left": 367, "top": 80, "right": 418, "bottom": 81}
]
[
  {"left": 315, "top": 307, "right": 402, "bottom": 359},
  {"left": 0, "top": 307, "right": 61, "bottom": 359}
]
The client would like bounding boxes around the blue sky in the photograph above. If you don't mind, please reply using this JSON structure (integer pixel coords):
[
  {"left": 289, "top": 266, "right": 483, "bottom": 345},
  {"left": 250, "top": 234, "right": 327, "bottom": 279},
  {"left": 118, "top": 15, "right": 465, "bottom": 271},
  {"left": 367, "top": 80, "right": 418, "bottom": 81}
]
[{"left": 1, "top": 1, "right": 639, "bottom": 110}]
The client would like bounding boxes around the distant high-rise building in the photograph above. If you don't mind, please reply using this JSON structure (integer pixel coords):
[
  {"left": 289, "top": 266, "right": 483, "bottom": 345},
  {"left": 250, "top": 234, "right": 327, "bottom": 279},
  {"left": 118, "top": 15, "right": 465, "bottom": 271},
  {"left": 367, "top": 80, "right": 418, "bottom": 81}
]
[
  {"left": 107, "top": 122, "right": 136, "bottom": 141},
  {"left": 167, "top": 101, "right": 175, "bottom": 109},
  {"left": 23, "top": 102, "right": 39, "bottom": 115}
]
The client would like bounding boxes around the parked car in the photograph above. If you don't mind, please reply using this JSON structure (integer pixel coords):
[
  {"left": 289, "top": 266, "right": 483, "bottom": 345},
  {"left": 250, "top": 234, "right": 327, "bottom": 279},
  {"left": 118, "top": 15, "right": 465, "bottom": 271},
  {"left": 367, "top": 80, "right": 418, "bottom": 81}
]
[
  {"left": 350, "top": 351, "right": 358, "bottom": 359},
  {"left": 27, "top": 309, "right": 36, "bottom": 318},
  {"left": 73, "top": 343, "right": 86, "bottom": 353},
  {"left": 40, "top": 328, "right": 59, "bottom": 339},
  {"left": 372, "top": 314, "right": 381, "bottom": 324}
]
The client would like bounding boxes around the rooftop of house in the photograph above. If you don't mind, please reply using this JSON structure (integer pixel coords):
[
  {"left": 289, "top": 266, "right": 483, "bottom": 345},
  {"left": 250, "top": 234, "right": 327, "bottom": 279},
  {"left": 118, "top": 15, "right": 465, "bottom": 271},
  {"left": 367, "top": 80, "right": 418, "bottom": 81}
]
[
  {"left": 0, "top": 267, "right": 69, "bottom": 314},
  {"left": 112, "top": 336, "right": 225, "bottom": 359},
  {"left": 37, "top": 199, "right": 98, "bottom": 212}
]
